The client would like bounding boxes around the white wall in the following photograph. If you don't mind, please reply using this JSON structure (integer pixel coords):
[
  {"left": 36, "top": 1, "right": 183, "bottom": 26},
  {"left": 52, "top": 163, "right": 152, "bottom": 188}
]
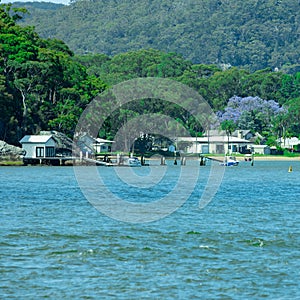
[
  {"left": 251, "top": 145, "right": 270, "bottom": 155},
  {"left": 23, "top": 139, "right": 56, "bottom": 158}
]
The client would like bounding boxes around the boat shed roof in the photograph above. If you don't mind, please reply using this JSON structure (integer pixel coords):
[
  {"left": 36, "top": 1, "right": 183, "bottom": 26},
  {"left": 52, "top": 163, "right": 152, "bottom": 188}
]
[{"left": 19, "top": 135, "right": 54, "bottom": 144}]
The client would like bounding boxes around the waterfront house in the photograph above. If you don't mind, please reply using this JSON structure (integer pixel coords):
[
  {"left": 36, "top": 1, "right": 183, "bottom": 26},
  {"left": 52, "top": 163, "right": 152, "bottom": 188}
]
[
  {"left": 19, "top": 131, "right": 73, "bottom": 165},
  {"left": 277, "top": 137, "right": 300, "bottom": 151},
  {"left": 176, "top": 135, "right": 251, "bottom": 154},
  {"left": 76, "top": 134, "right": 114, "bottom": 154},
  {"left": 93, "top": 138, "right": 114, "bottom": 153},
  {"left": 20, "top": 135, "right": 57, "bottom": 158}
]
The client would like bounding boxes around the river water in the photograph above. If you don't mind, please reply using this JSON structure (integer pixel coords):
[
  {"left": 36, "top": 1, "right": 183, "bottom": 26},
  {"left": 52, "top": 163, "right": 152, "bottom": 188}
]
[{"left": 1, "top": 160, "right": 299, "bottom": 299}]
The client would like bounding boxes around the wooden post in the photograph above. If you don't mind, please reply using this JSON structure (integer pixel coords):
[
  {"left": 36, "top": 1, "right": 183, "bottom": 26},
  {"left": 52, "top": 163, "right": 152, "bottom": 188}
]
[
  {"left": 200, "top": 156, "right": 206, "bottom": 166},
  {"left": 181, "top": 157, "right": 186, "bottom": 165}
]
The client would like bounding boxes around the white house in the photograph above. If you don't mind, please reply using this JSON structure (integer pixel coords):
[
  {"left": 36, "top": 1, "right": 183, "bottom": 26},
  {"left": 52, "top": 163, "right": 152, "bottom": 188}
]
[
  {"left": 19, "top": 135, "right": 57, "bottom": 158},
  {"left": 176, "top": 136, "right": 251, "bottom": 154},
  {"left": 76, "top": 134, "right": 114, "bottom": 154},
  {"left": 277, "top": 137, "right": 300, "bottom": 150},
  {"left": 93, "top": 138, "right": 114, "bottom": 153}
]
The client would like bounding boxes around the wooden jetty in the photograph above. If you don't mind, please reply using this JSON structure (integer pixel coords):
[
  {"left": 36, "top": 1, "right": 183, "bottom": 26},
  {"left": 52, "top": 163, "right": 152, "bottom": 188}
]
[{"left": 23, "top": 156, "right": 76, "bottom": 166}]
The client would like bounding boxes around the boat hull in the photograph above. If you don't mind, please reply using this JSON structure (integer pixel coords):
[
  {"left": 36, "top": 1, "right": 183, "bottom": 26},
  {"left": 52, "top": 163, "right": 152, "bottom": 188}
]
[
  {"left": 127, "top": 157, "right": 142, "bottom": 167},
  {"left": 220, "top": 156, "right": 239, "bottom": 166},
  {"left": 220, "top": 161, "right": 239, "bottom": 166}
]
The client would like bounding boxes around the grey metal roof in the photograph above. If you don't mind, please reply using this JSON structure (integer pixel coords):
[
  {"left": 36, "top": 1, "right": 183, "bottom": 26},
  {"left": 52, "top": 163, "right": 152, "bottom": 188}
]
[{"left": 19, "top": 135, "right": 53, "bottom": 144}]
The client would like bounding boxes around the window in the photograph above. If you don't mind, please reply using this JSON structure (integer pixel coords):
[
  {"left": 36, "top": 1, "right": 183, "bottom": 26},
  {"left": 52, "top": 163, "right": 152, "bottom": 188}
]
[
  {"left": 36, "top": 147, "right": 44, "bottom": 157},
  {"left": 46, "top": 147, "right": 55, "bottom": 157}
]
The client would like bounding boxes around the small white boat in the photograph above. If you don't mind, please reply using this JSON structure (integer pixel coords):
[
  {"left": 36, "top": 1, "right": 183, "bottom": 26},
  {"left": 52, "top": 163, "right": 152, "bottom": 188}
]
[
  {"left": 127, "top": 157, "right": 142, "bottom": 167},
  {"left": 220, "top": 156, "right": 239, "bottom": 166}
]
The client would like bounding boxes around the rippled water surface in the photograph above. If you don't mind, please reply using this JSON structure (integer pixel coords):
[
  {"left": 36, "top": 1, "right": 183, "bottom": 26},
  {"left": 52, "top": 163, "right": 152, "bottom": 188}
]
[{"left": 1, "top": 160, "right": 300, "bottom": 299}]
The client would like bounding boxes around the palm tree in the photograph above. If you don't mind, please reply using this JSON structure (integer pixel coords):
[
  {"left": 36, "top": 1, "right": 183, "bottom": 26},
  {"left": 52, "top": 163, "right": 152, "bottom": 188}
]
[{"left": 221, "top": 120, "right": 237, "bottom": 154}]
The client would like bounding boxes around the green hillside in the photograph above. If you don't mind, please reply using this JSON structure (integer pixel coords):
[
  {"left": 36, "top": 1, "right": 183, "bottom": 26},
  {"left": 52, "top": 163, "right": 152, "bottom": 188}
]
[
  {"left": 16, "top": 0, "right": 300, "bottom": 72},
  {"left": 1, "top": 2, "right": 299, "bottom": 147}
]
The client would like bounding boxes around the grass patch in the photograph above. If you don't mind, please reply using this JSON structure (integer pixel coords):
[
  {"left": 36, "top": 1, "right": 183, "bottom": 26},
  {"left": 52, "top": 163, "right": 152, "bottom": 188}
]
[
  {"left": 283, "top": 150, "right": 300, "bottom": 157},
  {"left": 0, "top": 160, "right": 24, "bottom": 166}
]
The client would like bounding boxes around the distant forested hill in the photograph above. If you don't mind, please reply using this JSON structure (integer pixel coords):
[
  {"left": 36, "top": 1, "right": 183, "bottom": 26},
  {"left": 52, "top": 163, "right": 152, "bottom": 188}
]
[
  {"left": 15, "top": 0, "right": 300, "bottom": 72},
  {"left": 13, "top": 1, "right": 64, "bottom": 13}
]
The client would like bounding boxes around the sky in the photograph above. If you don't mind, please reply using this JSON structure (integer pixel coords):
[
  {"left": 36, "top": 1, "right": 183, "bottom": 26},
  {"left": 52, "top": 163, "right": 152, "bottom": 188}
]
[{"left": 1, "top": 0, "right": 70, "bottom": 4}]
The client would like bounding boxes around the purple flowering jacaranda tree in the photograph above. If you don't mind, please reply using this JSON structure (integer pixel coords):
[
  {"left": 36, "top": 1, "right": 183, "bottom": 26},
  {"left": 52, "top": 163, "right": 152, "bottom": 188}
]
[{"left": 217, "top": 96, "right": 286, "bottom": 133}]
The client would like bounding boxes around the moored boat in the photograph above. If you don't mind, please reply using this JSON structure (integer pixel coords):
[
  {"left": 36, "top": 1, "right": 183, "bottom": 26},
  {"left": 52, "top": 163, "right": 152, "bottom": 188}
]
[
  {"left": 220, "top": 156, "right": 239, "bottom": 166},
  {"left": 127, "top": 156, "right": 142, "bottom": 167}
]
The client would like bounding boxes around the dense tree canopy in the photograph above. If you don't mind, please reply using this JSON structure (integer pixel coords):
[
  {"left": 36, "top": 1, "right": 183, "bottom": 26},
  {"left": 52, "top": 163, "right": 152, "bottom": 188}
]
[
  {"left": 75, "top": 50, "right": 299, "bottom": 145},
  {"left": 0, "top": 2, "right": 299, "bottom": 149},
  {"left": 0, "top": 3, "right": 106, "bottom": 144},
  {"left": 16, "top": 0, "right": 300, "bottom": 73}
]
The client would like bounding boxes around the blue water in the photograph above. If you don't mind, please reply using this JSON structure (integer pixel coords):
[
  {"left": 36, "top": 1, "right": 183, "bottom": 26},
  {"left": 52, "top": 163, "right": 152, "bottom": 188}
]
[{"left": 1, "top": 160, "right": 300, "bottom": 299}]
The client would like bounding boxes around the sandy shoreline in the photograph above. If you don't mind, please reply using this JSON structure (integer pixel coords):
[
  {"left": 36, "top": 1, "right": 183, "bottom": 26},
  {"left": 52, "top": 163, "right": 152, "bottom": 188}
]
[
  {"left": 246, "top": 156, "right": 299, "bottom": 161},
  {"left": 203, "top": 155, "right": 300, "bottom": 161},
  {"left": 0, "top": 155, "right": 299, "bottom": 166}
]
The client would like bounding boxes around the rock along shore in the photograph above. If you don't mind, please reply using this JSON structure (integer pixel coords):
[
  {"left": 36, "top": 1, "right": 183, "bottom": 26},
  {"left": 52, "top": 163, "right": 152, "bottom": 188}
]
[{"left": 0, "top": 140, "right": 23, "bottom": 164}]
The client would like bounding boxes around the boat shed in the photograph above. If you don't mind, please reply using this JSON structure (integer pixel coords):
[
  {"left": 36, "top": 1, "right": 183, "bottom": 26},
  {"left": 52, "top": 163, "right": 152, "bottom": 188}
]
[{"left": 19, "top": 135, "right": 57, "bottom": 159}]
